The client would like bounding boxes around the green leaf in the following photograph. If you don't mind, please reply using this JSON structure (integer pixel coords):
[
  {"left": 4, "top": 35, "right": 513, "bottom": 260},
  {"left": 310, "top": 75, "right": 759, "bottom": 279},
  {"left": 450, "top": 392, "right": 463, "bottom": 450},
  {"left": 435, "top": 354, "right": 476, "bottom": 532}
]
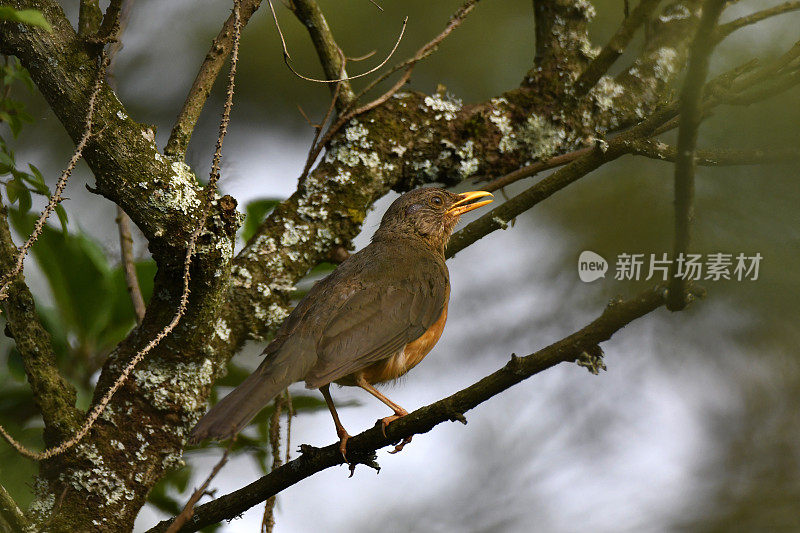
[
  {"left": 97, "top": 260, "right": 156, "bottom": 349},
  {"left": 0, "top": 7, "right": 52, "bottom": 31},
  {"left": 9, "top": 210, "right": 114, "bottom": 345},
  {"left": 241, "top": 198, "right": 281, "bottom": 243},
  {"left": 5, "top": 348, "right": 27, "bottom": 382},
  {"left": 17, "top": 185, "right": 31, "bottom": 213},
  {"left": 0, "top": 149, "right": 15, "bottom": 173},
  {"left": 20, "top": 175, "right": 50, "bottom": 196},
  {"left": 6, "top": 178, "right": 31, "bottom": 212},
  {"left": 54, "top": 204, "right": 69, "bottom": 233},
  {"left": 27, "top": 163, "right": 44, "bottom": 184}
]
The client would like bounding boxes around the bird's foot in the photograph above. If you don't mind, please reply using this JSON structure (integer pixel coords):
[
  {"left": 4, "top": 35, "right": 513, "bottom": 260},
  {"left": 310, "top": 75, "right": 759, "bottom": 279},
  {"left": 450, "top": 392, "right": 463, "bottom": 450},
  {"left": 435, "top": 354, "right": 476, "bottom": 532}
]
[
  {"left": 336, "top": 427, "right": 351, "bottom": 463},
  {"left": 379, "top": 408, "right": 408, "bottom": 438},
  {"left": 377, "top": 409, "right": 412, "bottom": 453}
]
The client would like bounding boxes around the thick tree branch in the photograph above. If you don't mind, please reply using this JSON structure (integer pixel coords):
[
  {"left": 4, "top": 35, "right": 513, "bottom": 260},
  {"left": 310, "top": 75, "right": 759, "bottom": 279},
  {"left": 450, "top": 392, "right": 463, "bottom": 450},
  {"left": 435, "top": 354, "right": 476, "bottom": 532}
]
[
  {"left": 575, "top": 0, "right": 663, "bottom": 96},
  {"left": 667, "top": 0, "right": 726, "bottom": 312},
  {"left": 609, "top": 1, "right": 703, "bottom": 128},
  {"left": 0, "top": 204, "right": 80, "bottom": 444},
  {"left": 0, "top": 0, "right": 204, "bottom": 247},
  {"left": 532, "top": 0, "right": 596, "bottom": 82},
  {"left": 288, "top": 0, "right": 356, "bottom": 110},
  {"left": 149, "top": 284, "right": 686, "bottom": 533},
  {"left": 163, "top": 0, "right": 262, "bottom": 158}
]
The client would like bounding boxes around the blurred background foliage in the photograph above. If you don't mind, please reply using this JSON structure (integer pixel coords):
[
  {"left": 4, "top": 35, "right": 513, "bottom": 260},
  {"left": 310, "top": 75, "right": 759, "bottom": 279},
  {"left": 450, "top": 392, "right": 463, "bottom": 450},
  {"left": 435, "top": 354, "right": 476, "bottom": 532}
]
[{"left": 1, "top": 1, "right": 799, "bottom": 531}]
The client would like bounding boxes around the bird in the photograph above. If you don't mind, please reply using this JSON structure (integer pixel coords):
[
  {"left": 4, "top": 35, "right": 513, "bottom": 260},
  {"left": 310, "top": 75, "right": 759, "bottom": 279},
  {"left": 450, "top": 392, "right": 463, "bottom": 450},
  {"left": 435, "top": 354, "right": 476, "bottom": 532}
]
[{"left": 189, "top": 187, "right": 493, "bottom": 457}]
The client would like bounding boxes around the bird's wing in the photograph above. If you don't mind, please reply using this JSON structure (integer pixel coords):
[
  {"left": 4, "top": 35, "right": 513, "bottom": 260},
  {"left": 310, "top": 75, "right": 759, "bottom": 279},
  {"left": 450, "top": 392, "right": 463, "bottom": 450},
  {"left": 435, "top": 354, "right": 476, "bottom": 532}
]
[{"left": 303, "top": 261, "right": 447, "bottom": 388}]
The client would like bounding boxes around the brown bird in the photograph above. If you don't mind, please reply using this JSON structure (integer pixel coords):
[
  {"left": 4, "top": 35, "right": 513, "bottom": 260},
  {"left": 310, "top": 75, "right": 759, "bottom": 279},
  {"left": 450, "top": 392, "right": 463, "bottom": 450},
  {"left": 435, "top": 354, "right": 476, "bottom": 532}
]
[{"left": 189, "top": 188, "right": 493, "bottom": 456}]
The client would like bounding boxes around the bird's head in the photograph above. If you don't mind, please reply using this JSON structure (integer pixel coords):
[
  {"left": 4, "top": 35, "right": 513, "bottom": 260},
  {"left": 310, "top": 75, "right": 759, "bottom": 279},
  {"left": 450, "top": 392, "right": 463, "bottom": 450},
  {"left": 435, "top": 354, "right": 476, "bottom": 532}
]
[{"left": 374, "top": 188, "right": 493, "bottom": 251}]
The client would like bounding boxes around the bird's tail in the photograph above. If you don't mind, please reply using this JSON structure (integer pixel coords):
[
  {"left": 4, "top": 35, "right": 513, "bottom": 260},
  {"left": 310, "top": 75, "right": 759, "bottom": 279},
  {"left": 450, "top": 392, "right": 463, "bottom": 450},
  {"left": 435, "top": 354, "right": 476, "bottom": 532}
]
[{"left": 188, "top": 342, "right": 314, "bottom": 444}]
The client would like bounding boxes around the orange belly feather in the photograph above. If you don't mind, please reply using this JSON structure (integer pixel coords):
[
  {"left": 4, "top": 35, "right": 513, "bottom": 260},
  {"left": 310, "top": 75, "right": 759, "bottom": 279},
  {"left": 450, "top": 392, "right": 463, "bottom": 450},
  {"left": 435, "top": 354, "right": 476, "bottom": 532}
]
[{"left": 359, "top": 302, "right": 449, "bottom": 385}]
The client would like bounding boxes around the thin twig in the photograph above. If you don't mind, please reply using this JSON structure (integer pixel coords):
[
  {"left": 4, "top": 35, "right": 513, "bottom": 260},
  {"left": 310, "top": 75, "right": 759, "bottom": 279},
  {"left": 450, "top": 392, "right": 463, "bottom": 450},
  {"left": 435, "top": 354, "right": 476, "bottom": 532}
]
[
  {"left": 116, "top": 206, "right": 146, "bottom": 324},
  {"left": 299, "top": 66, "right": 413, "bottom": 179},
  {"left": 723, "top": 69, "right": 800, "bottom": 105},
  {"left": 284, "top": 0, "right": 355, "bottom": 107},
  {"left": 667, "top": 0, "right": 727, "bottom": 311},
  {"left": 267, "top": 0, "right": 290, "bottom": 59},
  {"left": 298, "top": 59, "right": 344, "bottom": 178},
  {"left": 164, "top": 0, "right": 261, "bottom": 157},
  {"left": 629, "top": 140, "right": 800, "bottom": 165},
  {"left": 0, "top": 0, "right": 243, "bottom": 461},
  {"left": 575, "top": 0, "right": 663, "bottom": 96},
  {"left": 714, "top": 1, "right": 800, "bottom": 43},
  {"left": 0, "top": 53, "right": 108, "bottom": 302},
  {"left": 349, "top": 0, "right": 479, "bottom": 105},
  {"left": 281, "top": 14, "right": 407, "bottom": 86},
  {"left": 260, "top": 395, "right": 286, "bottom": 533},
  {"left": 480, "top": 147, "right": 594, "bottom": 192},
  {"left": 284, "top": 388, "right": 293, "bottom": 464},
  {"left": 166, "top": 441, "right": 234, "bottom": 533}
]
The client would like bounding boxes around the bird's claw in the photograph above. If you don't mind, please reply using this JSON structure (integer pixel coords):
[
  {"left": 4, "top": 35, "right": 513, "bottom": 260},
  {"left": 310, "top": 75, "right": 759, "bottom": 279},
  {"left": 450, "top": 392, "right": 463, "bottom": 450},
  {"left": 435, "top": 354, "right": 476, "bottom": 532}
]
[
  {"left": 337, "top": 429, "right": 351, "bottom": 463},
  {"left": 388, "top": 435, "right": 413, "bottom": 454},
  {"left": 378, "top": 409, "right": 408, "bottom": 438},
  {"left": 377, "top": 410, "right": 411, "bottom": 453}
]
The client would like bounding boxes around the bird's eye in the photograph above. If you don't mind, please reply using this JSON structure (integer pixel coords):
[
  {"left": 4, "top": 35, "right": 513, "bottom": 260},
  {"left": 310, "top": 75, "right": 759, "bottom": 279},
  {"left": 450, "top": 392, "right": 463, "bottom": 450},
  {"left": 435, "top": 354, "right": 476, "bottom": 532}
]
[{"left": 430, "top": 196, "right": 443, "bottom": 207}]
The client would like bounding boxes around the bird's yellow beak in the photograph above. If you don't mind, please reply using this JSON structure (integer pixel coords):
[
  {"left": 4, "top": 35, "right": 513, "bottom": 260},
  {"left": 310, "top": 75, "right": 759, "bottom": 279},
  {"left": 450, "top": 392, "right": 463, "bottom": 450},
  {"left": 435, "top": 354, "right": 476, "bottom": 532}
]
[{"left": 446, "top": 190, "right": 494, "bottom": 217}]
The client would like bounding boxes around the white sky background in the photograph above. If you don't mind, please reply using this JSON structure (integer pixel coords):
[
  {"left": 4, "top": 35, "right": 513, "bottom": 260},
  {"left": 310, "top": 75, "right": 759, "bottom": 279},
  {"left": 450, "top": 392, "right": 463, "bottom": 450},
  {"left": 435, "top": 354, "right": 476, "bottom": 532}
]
[{"left": 5, "top": 1, "right": 798, "bottom": 531}]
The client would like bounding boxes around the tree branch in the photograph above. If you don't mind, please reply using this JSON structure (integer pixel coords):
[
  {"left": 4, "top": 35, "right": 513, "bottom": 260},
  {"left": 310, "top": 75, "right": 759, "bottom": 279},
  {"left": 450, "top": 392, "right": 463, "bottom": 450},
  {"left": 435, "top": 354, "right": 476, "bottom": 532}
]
[
  {"left": 0, "top": 203, "right": 80, "bottom": 444},
  {"left": 480, "top": 146, "right": 593, "bottom": 192},
  {"left": 714, "top": 1, "right": 800, "bottom": 44},
  {"left": 288, "top": 0, "right": 356, "bottom": 110},
  {"left": 629, "top": 140, "right": 800, "bottom": 166},
  {"left": 575, "top": 0, "right": 663, "bottom": 96},
  {"left": 447, "top": 100, "right": 681, "bottom": 257},
  {"left": 532, "top": 0, "right": 595, "bottom": 78},
  {"left": 609, "top": 1, "right": 704, "bottom": 128},
  {"left": 77, "top": 0, "right": 102, "bottom": 37},
  {"left": 0, "top": 0, "right": 204, "bottom": 246},
  {"left": 722, "top": 69, "right": 800, "bottom": 106},
  {"left": 116, "top": 205, "right": 146, "bottom": 323},
  {"left": 149, "top": 284, "right": 688, "bottom": 533},
  {"left": 163, "top": 0, "right": 262, "bottom": 158},
  {"left": 0, "top": 482, "right": 28, "bottom": 532},
  {"left": 667, "top": 0, "right": 726, "bottom": 312}
]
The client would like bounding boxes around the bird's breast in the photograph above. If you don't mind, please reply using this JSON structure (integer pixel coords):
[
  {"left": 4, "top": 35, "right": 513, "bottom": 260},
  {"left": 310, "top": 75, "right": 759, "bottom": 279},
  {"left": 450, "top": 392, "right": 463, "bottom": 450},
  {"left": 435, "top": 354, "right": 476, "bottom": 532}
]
[{"left": 360, "top": 301, "right": 449, "bottom": 385}]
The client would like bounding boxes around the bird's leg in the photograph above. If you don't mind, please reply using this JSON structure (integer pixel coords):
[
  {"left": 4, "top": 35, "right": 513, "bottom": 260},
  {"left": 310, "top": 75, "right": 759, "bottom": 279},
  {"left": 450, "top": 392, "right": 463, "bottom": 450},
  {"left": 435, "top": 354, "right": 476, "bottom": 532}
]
[
  {"left": 320, "top": 384, "right": 351, "bottom": 461},
  {"left": 355, "top": 376, "right": 413, "bottom": 453}
]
